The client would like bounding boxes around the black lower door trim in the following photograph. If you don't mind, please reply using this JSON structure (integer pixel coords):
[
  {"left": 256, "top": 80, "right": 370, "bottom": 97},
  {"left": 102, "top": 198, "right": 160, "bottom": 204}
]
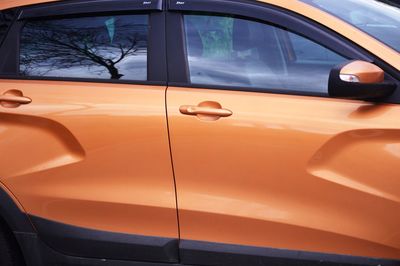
[
  {"left": 15, "top": 231, "right": 180, "bottom": 266},
  {"left": 29, "top": 215, "right": 179, "bottom": 263},
  {"left": 26, "top": 215, "right": 400, "bottom": 266},
  {"left": 180, "top": 240, "right": 400, "bottom": 266}
]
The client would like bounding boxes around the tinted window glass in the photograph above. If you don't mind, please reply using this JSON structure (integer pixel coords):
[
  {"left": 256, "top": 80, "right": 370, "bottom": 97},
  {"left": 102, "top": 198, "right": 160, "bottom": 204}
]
[
  {"left": 184, "top": 15, "right": 347, "bottom": 93},
  {"left": 302, "top": 0, "right": 400, "bottom": 53},
  {"left": 0, "top": 9, "right": 16, "bottom": 45},
  {"left": 288, "top": 33, "right": 346, "bottom": 64},
  {"left": 20, "top": 14, "right": 148, "bottom": 80}
]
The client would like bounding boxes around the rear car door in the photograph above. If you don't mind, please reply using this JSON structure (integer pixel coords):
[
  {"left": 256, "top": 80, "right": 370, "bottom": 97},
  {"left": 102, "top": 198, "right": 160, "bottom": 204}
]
[
  {"left": 0, "top": 0, "right": 179, "bottom": 263},
  {"left": 166, "top": 0, "right": 400, "bottom": 265}
]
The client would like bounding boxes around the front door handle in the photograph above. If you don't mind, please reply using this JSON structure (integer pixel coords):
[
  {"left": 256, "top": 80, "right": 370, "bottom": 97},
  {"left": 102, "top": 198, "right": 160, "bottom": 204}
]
[
  {"left": 180, "top": 105, "right": 233, "bottom": 117},
  {"left": 0, "top": 90, "right": 32, "bottom": 108},
  {"left": 179, "top": 101, "right": 232, "bottom": 121}
]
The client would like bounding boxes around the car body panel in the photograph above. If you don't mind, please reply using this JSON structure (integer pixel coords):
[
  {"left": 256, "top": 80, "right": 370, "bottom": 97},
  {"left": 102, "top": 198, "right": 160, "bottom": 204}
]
[
  {"left": 167, "top": 86, "right": 400, "bottom": 259},
  {"left": 0, "top": 0, "right": 57, "bottom": 10},
  {"left": 0, "top": 79, "right": 178, "bottom": 239},
  {"left": 0, "top": 0, "right": 400, "bottom": 264}
]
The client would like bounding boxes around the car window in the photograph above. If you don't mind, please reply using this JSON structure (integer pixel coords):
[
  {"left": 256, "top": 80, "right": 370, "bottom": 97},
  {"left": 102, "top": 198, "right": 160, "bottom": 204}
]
[
  {"left": 20, "top": 14, "right": 148, "bottom": 80},
  {"left": 302, "top": 0, "right": 400, "bottom": 53},
  {"left": 288, "top": 33, "right": 346, "bottom": 65},
  {"left": 0, "top": 9, "right": 16, "bottom": 46},
  {"left": 183, "top": 14, "right": 347, "bottom": 94}
]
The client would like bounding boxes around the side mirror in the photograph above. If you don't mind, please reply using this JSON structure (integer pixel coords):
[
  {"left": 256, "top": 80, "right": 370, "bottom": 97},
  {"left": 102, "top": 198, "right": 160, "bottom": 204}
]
[{"left": 328, "top": 60, "right": 396, "bottom": 100}]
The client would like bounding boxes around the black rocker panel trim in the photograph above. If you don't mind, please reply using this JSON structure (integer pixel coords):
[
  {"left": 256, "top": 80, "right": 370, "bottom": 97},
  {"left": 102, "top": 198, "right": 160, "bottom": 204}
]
[
  {"left": 7, "top": 213, "right": 400, "bottom": 266},
  {"left": 15, "top": 232, "right": 181, "bottom": 266},
  {"left": 15, "top": 233, "right": 178, "bottom": 266},
  {"left": 19, "top": 0, "right": 163, "bottom": 20},
  {"left": 180, "top": 240, "right": 400, "bottom": 266},
  {"left": 0, "top": 186, "right": 34, "bottom": 233},
  {"left": 29, "top": 215, "right": 179, "bottom": 263}
]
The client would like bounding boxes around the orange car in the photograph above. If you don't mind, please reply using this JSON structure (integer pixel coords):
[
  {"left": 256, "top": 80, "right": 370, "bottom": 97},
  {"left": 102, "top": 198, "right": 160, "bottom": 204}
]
[{"left": 0, "top": 0, "right": 400, "bottom": 265}]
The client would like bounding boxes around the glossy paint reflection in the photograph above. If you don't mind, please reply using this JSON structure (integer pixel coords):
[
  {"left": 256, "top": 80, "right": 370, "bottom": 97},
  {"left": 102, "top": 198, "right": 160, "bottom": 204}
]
[
  {"left": 167, "top": 87, "right": 400, "bottom": 259},
  {"left": 0, "top": 80, "right": 178, "bottom": 239},
  {"left": 309, "top": 129, "right": 400, "bottom": 203}
]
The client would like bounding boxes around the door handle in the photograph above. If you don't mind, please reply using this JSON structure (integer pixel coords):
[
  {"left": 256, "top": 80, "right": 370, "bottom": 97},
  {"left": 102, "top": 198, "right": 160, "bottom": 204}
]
[
  {"left": 0, "top": 90, "right": 32, "bottom": 108},
  {"left": 0, "top": 95, "right": 32, "bottom": 104},
  {"left": 179, "top": 101, "right": 232, "bottom": 121},
  {"left": 179, "top": 105, "right": 233, "bottom": 117}
]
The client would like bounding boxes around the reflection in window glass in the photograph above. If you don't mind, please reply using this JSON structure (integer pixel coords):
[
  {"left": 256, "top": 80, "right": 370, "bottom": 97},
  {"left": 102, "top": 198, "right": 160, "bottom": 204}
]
[
  {"left": 288, "top": 33, "right": 346, "bottom": 64},
  {"left": 184, "top": 15, "right": 347, "bottom": 93},
  {"left": 20, "top": 15, "right": 148, "bottom": 80},
  {"left": 302, "top": 0, "right": 400, "bottom": 53}
]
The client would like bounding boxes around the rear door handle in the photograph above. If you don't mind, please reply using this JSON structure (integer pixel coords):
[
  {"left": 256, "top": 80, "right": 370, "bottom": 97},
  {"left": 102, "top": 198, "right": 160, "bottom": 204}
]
[
  {"left": 179, "top": 101, "right": 233, "bottom": 121},
  {"left": 0, "top": 90, "right": 32, "bottom": 108}
]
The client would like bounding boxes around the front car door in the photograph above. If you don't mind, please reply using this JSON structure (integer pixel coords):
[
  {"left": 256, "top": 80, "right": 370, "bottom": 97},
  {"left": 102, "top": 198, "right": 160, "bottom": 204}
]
[
  {"left": 166, "top": 0, "right": 400, "bottom": 265},
  {"left": 0, "top": 0, "right": 179, "bottom": 263}
]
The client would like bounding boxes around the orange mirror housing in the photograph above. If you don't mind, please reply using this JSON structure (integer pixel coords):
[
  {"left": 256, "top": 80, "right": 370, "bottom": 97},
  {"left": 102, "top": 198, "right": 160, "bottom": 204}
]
[
  {"left": 328, "top": 60, "right": 396, "bottom": 100},
  {"left": 340, "top": 60, "right": 384, "bottom": 84}
]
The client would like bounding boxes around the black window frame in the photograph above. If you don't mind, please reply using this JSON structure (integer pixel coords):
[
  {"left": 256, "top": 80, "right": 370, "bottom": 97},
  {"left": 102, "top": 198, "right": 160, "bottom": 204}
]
[
  {"left": 0, "top": 0, "right": 167, "bottom": 86},
  {"left": 166, "top": 0, "right": 400, "bottom": 104},
  {"left": 0, "top": 8, "right": 18, "bottom": 47}
]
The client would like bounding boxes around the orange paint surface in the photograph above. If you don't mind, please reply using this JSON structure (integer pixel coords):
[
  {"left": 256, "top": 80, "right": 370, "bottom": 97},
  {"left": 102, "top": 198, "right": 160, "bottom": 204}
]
[
  {"left": 167, "top": 87, "right": 400, "bottom": 259},
  {"left": 0, "top": 80, "right": 178, "bottom": 239}
]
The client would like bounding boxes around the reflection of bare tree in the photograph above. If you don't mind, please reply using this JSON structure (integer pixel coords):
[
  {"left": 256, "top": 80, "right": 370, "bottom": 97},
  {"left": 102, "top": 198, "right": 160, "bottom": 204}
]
[{"left": 21, "top": 19, "right": 147, "bottom": 79}]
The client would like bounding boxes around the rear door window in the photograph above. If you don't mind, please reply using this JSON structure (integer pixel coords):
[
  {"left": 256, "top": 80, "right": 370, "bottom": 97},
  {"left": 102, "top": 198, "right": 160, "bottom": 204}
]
[{"left": 20, "top": 14, "right": 148, "bottom": 80}]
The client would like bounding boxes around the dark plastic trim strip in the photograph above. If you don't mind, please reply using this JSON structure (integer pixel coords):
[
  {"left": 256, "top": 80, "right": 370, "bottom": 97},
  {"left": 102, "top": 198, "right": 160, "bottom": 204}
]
[
  {"left": 2, "top": 208, "right": 399, "bottom": 266},
  {"left": 168, "top": 82, "right": 328, "bottom": 97},
  {"left": 0, "top": 75, "right": 166, "bottom": 86},
  {"left": 19, "top": 0, "right": 163, "bottom": 20},
  {"left": 0, "top": 8, "right": 19, "bottom": 48},
  {"left": 180, "top": 239, "right": 400, "bottom": 266},
  {"left": 15, "top": 232, "right": 180, "bottom": 266},
  {"left": 30, "top": 215, "right": 179, "bottom": 263},
  {"left": 0, "top": 186, "right": 34, "bottom": 233}
]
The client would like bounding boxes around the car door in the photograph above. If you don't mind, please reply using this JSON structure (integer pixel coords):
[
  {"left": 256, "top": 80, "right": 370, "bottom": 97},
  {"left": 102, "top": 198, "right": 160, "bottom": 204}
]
[
  {"left": 0, "top": 0, "right": 179, "bottom": 263},
  {"left": 166, "top": 0, "right": 400, "bottom": 264}
]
